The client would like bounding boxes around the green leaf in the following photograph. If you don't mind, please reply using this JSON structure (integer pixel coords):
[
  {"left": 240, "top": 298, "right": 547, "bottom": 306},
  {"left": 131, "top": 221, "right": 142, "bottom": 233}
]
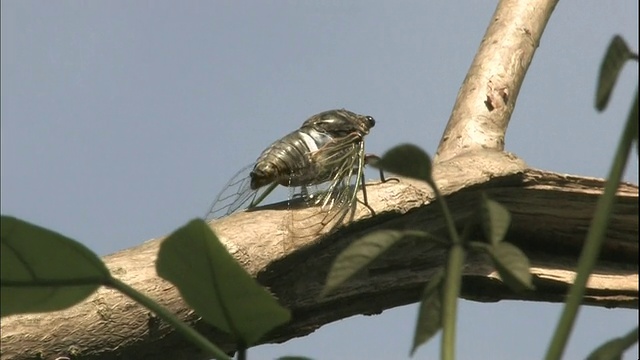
[
  {"left": 156, "top": 219, "right": 290, "bottom": 346},
  {"left": 587, "top": 327, "right": 638, "bottom": 360},
  {"left": 321, "top": 230, "right": 443, "bottom": 297},
  {"left": 487, "top": 242, "right": 534, "bottom": 292},
  {"left": 1, "top": 216, "right": 109, "bottom": 317},
  {"left": 372, "top": 144, "right": 432, "bottom": 182},
  {"left": 479, "top": 194, "right": 512, "bottom": 245},
  {"left": 411, "top": 268, "right": 445, "bottom": 355},
  {"left": 596, "top": 35, "right": 638, "bottom": 111}
]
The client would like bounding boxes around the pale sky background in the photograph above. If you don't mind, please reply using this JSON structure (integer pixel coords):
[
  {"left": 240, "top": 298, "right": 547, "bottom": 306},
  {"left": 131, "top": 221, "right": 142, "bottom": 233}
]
[{"left": 1, "top": 2, "right": 638, "bottom": 360}]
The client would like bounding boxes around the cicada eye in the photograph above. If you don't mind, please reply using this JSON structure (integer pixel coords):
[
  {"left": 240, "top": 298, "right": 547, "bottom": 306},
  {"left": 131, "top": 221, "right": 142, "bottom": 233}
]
[{"left": 366, "top": 116, "right": 376, "bottom": 128}]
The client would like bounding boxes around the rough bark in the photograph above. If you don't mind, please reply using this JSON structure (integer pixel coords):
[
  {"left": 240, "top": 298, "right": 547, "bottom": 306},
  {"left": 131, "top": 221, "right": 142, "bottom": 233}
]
[{"left": 1, "top": 151, "right": 638, "bottom": 360}]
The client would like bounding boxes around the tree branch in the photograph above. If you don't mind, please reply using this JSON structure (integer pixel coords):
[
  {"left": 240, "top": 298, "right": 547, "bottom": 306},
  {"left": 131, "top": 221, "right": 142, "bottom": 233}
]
[
  {"left": 2, "top": 152, "right": 637, "bottom": 360},
  {"left": 434, "top": 0, "right": 558, "bottom": 162}
]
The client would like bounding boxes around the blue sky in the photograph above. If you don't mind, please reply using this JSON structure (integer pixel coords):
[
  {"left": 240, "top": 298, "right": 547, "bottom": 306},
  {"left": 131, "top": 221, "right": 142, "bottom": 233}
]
[{"left": 1, "top": 2, "right": 638, "bottom": 359}]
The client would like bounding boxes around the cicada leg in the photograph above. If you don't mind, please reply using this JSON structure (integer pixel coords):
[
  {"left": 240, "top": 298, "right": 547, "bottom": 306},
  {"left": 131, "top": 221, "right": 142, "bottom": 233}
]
[
  {"left": 356, "top": 153, "right": 400, "bottom": 216},
  {"left": 357, "top": 169, "right": 376, "bottom": 217},
  {"left": 249, "top": 182, "right": 278, "bottom": 208},
  {"left": 364, "top": 153, "right": 399, "bottom": 184}
]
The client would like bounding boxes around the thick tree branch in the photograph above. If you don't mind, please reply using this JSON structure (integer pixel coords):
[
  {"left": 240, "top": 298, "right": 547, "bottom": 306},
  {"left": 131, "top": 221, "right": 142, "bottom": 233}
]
[{"left": 1, "top": 152, "right": 637, "bottom": 360}]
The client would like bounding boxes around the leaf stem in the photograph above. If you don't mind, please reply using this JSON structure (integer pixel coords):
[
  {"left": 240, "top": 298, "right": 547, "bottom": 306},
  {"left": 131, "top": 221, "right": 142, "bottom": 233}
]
[
  {"left": 618, "top": 326, "right": 640, "bottom": 350},
  {"left": 108, "top": 277, "right": 232, "bottom": 360},
  {"left": 441, "top": 242, "right": 464, "bottom": 360},
  {"left": 428, "top": 179, "right": 465, "bottom": 360},
  {"left": 237, "top": 347, "right": 247, "bottom": 360},
  {"left": 544, "top": 87, "right": 638, "bottom": 360}
]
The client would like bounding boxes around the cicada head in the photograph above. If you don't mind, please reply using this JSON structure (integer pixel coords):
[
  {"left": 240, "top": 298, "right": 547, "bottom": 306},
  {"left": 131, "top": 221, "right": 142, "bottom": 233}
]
[{"left": 302, "top": 109, "right": 375, "bottom": 138}]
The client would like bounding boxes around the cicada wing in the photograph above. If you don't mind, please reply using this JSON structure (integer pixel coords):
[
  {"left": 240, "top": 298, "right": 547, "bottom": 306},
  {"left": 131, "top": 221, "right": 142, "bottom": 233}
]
[
  {"left": 288, "top": 134, "right": 366, "bottom": 242},
  {"left": 204, "top": 164, "right": 274, "bottom": 221}
]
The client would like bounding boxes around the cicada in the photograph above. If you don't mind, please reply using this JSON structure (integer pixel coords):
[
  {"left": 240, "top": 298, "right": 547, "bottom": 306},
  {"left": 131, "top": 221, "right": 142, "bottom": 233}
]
[{"left": 205, "top": 108, "right": 378, "bottom": 240}]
